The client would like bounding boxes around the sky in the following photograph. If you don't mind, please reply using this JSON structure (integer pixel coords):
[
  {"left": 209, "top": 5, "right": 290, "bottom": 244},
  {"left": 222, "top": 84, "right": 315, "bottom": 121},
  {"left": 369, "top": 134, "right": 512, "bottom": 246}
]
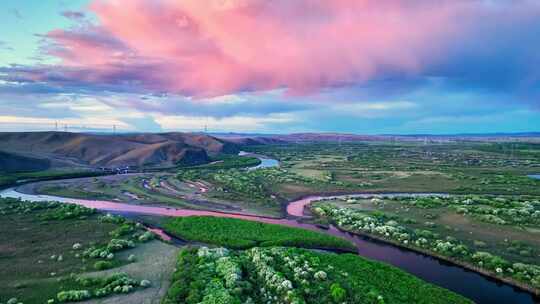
[{"left": 0, "top": 0, "right": 539, "bottom": 134}]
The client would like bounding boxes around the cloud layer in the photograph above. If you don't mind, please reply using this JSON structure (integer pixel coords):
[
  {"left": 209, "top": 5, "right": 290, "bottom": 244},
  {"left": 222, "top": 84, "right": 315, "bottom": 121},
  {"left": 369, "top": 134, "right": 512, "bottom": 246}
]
[
  {"left": 86, "top": 0, "right": 462, "bottom": 96},
  {"left": 5, "top": 0, "right": 537, "bottom": 98},
  {"left": 0, "top": 0, "right": 539, "bottom": 133}
]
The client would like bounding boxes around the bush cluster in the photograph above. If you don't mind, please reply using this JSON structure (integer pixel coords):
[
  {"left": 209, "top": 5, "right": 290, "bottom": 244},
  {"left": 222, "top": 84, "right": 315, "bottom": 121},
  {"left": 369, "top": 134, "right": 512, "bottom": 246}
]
[
  {"left": 55, "top": 273, "right": 151, "bottom": 302},
  {"left": 162, "top": 246, "right": 471, "bottom": 304}
]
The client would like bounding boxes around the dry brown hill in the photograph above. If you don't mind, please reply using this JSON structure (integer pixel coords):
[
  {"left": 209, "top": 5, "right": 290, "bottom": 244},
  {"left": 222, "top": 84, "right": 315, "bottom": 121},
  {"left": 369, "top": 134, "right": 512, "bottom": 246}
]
[{"left": 0, "top": 132, "right": 239, "bottom": 169}]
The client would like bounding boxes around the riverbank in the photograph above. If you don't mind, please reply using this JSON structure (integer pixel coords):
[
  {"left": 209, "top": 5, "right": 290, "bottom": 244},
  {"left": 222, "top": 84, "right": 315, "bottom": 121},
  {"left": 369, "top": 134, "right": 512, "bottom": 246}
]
[
  {"left": 333, "top": 224, "right": 540, "bottom": 298},
  {"left": 13, "top": 177, "right": 286, "bottom": 219}
]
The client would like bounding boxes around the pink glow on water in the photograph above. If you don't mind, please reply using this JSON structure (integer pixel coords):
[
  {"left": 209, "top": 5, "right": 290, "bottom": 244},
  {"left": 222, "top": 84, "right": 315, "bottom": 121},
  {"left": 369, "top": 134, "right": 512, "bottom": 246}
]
[
  {"left": 146, "top": 227, "right": 172, "bottom": 242},
  {"left": 0, "top": 188, "right": 316, "bottom": 231},
  {"left": 286, "top": 196, "right": 316, "bottom": 217}
]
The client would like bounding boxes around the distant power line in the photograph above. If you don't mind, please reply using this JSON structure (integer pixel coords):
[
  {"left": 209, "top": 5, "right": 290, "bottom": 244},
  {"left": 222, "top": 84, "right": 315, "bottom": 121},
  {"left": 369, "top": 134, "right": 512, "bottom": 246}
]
[{"left": 0, "top": 121, "right": 125, "bottom": 133}]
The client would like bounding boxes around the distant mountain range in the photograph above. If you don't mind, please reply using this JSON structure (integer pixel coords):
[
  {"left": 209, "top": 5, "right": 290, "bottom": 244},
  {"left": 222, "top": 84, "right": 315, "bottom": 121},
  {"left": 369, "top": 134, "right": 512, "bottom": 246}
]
[
  {"left": 214, "top": 132, "right": 540, "bottom": 143},
  {"left": 385, "top": 132, "right": 540, "bottom": 138}
]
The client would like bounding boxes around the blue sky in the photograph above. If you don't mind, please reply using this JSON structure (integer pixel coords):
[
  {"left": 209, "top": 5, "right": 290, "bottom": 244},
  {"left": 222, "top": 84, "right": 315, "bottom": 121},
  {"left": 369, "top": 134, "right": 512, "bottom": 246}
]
[
  {"left": 0, "top": 0, "right": 539, "bottom": 134},
  {"left": 0, "top": 1, "right": 87, "bottom": 65}
]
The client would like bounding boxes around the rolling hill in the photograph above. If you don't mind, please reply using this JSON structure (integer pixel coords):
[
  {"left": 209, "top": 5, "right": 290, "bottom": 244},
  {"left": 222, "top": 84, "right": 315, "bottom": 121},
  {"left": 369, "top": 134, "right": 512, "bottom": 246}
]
[
  {"left": 0, "top": 151, "right": 51, "bottom": 173},
  {"left": 0, "top": 132, "right": 240, "bottom": 169}
]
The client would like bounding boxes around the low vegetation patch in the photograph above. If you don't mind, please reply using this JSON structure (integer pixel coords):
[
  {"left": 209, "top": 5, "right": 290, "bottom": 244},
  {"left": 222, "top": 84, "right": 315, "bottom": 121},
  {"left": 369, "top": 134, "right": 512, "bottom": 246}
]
[
  {"left": 176, "top": 167, "right": 342, "bottom": 211},
  {"left": 246, "top": 142, "right": 540, "bottom": 195},
  {"left": 0, "top": 198, "right": 156, "bottom": 304},
  {"left": 39, "top": 185, "right": 116, "bottom": 200},
  {"left": 181, "top": 154, "right": 262, "bottom": 170},
  {"left": 163, "top": 216, "right": 356, "bottom": 251},
  {"left": 0, "top": 170, "right": 105, "bottom": 188},
  {"left": 56, "top": 272, "right": 151, "bottom": 302}
]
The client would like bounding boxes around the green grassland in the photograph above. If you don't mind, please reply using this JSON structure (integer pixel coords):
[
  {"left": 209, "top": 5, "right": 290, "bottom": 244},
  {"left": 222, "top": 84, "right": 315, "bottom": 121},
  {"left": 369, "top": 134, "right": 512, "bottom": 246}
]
[
  {"left": 179, "top": 155, "right": 261, "bottom": 170},
  {"left": 163, "top": 216, "right": 356, "bottom": 251},
  {"left": 244, "top": 141, "right": 540, "bottom": 196}
]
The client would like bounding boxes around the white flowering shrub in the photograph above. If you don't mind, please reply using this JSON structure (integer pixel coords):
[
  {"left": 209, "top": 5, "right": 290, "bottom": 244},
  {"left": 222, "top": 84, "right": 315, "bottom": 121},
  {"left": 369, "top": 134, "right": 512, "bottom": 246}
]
[
  {"left": 216, "top": 257, "right": 242, "bottom": 288},
  {"left": 246, "top": 247, "right": 307, "bottom": 303},
  {"left": 163, "top": 245, "right": 473, "bottom": 304},
  {"left": 71, "top": 272, "right": 148, "bottom": 299},
  {"left": 57, "top": 290, "right": 91, "bottom": 302},
  {"left": 197, "top": 247, "right": 230, "bottom": 259},
  {"left": 140, "top": 280, "right": 151, "bottom": 288},
  {"left": 313, "top": 271, "right": 327, "bottom": 280},
  {"left": 7, "top": 298, "right": 18, "bottom": 304},
  {"left": 98, "top": 213, "right": 125, "bottom": 224},
  {"left": 107, "top": 239, "right": 135, "bottom": 252},
  {"left": 138, "top": 231, "right": 155, "bottom": 242},
  {"left": 40, "top": 204, "right": 96, "bottom": 221}
]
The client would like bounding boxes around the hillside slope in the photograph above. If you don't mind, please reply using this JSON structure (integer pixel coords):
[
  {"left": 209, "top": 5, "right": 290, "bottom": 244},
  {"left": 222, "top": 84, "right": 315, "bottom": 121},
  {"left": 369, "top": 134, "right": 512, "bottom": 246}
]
[
  {"left": 0, "top": 151, "right": 51, "bottom": 173},
  {"left": 0, "top": 132, "right": 238, "bottom": 169}
]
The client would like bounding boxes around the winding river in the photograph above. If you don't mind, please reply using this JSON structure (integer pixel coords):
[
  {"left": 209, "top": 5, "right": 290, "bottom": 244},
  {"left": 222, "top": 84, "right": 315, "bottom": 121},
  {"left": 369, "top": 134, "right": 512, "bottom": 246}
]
[
  {"left": 239, "top": 151, "right": 280, "bottom": 169},
  {"left": 1, "top": 157, "right": 538, "bottom": 304}
]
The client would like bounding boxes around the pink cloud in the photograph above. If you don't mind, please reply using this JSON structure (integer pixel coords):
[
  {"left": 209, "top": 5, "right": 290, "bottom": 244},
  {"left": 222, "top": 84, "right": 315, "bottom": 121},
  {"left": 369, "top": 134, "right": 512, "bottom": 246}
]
[{"left": 37, "top": 0, "right": 538, "bottom": 98}]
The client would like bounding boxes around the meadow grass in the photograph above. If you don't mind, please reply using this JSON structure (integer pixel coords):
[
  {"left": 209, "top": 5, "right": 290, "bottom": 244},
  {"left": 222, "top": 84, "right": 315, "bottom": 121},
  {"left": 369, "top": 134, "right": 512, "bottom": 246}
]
[{"left": 163, "top": 216, "right": 356, "bottom": 251}]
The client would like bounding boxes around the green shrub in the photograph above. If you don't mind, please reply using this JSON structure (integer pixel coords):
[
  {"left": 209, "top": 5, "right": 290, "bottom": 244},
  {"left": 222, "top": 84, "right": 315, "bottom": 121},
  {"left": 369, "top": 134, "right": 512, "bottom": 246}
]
[
  {"left": 330, "top": 283, "right": 346, "bottom": 303},
  {"left": 93, "top": 261, "right": 113, "bottom": 270}
]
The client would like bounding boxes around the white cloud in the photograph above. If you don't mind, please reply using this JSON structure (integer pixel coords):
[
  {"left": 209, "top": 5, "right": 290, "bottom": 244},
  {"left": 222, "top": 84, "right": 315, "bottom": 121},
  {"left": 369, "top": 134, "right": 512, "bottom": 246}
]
[
  {"left": 155, "top": 113, "right": 297, "bottom": 132},
  {"left": 306, "top": 101, "right": 419, "bottom": 119}
]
